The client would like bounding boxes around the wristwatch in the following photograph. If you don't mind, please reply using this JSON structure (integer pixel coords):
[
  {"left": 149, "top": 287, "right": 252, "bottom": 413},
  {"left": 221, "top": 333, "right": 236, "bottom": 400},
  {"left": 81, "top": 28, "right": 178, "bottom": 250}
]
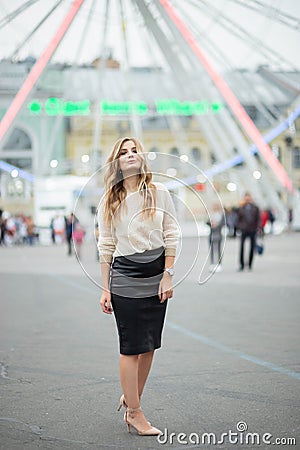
[{"left": 164, "top": 267, "right": 175, "bottom": 276}]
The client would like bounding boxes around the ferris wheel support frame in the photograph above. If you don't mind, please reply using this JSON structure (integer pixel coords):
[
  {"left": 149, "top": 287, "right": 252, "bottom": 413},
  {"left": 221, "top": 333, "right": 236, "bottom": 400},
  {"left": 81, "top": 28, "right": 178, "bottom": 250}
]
[
  {"left": 159, "top": 0, "right": 293, "bottom": 194},
  {"left": 0, "top": 0, "right": 84, "bottom": 148},
  {"left": 155, "top": 0, "right": 284, "bottom": 214},
  {"left": 134, "top": 0, "right": 235, "bottom": 169},
  {"left": 136, "top": 0, "right": 270, "bottom": 210},
  {"left": 174, "top": 2, "right": 284, "bottom": 127}
]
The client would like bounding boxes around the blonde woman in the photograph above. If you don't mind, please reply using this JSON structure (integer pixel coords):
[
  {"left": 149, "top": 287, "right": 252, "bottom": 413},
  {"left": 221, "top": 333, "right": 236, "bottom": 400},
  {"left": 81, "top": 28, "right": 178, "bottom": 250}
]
[{"left": 97, "top": 137, "right": 179, "bottom": 436}]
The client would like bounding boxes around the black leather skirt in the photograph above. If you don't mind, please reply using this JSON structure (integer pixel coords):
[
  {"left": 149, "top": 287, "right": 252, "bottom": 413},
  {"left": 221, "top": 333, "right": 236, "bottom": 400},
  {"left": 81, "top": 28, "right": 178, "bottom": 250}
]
[{"left": 110, "top": 246, "right": 168, "bottom": 355}]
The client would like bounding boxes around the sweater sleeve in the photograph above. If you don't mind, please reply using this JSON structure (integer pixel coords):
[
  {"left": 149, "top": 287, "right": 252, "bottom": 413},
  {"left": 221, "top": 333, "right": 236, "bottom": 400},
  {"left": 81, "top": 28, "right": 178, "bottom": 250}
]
[
  {"left": 160, "top": 185, "right": 180, "bottom": 257},
  {"left": 97, "top": 197, "right": 116, "bottom": 264}
]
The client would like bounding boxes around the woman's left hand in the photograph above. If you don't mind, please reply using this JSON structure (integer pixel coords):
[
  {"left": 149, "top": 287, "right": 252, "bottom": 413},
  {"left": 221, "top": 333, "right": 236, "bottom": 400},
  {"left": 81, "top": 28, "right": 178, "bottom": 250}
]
[{"left": 158, "top": 273, "right": 173, "bottom": 303}]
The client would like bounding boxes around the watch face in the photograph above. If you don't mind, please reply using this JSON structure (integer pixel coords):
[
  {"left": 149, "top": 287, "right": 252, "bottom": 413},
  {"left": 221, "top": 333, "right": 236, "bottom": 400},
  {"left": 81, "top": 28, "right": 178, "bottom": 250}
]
[{"left": 166, "top": 268, "right": 174, "bottom": 276}]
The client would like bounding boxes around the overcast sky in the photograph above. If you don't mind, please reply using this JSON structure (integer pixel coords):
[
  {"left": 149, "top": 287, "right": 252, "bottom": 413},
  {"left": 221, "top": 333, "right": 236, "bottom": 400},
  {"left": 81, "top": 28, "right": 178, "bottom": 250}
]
[{"left": 0, "top": 0, "right": 299, "bottom": 71}]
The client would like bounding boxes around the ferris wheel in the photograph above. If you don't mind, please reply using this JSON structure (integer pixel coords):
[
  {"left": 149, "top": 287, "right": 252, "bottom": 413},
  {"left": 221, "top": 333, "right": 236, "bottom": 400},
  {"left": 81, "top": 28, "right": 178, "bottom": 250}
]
[{"left": 0, "top": 0, "right": 299, "bottom": 219}]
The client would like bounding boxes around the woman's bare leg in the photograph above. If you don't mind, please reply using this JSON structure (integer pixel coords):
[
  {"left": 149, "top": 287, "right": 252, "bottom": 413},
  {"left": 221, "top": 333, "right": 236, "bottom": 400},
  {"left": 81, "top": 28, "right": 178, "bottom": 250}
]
[
  {"left": 137, "top": 350, "right": 155, "bottom": 398},
  {"left": 120, "top": 354, "right": 139, "bottom": 408},
  {"left": 119, "top": 353, "right": 153, "bottom": 431}
]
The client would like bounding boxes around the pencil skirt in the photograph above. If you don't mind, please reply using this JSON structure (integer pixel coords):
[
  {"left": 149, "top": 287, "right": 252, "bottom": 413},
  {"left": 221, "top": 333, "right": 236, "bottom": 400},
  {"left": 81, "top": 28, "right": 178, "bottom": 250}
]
[{"left": 110, "top": 246, "right": 168, "bottom": 355}]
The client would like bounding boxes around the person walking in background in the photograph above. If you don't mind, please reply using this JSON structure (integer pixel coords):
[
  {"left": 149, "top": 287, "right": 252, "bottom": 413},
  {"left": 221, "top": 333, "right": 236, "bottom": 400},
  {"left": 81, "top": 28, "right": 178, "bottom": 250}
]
[
  {"left": 19, "top": 215, "right": 28, "bottom": 245},
  {"left": 72, "top": 221, "right": 85, "bottom": 259},
  {"left": 50, "top": 217, "right": 56, "bottom": 244},
  {"left": 64, "top": 213, "right": 77, "bottom": 255},
  {"left": 95, "top": 223, "right": 99, "bottom": 261},
  {"left": 0, "top": 210, "right": 5, "bottom": 246},
  {"left": 5, "top": 215, "right": 16, "bottom": 245},
  {"left": 98, "top": 137, "right": 179, "bottom": 436},
  {"left": 207, "top": 203, "right": 225, "bottom": 272},
  {"left": 53, "top": 215, "right": 65, "bottom": 245},
  {"left": 288, "top": 208, "right": 293, "bottom": 232},
  {"left": 26, "top": 216, "right": 35, "bottom": 246},
  {"left": 226, "top": 206, "right": 238, "bottom": 238},
  {"left": 267, "top": 208, "right": 275, "bottom": 234},
  {"left": 236, "top": 192, "right": 260, "bottom": 271},
  {"left": 260, "top": 209, "right": 269, "bottom": 235}
]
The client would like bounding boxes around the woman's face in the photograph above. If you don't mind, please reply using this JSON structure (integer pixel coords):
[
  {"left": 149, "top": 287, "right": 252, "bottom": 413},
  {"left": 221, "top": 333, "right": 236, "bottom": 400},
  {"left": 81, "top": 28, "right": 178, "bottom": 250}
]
[{"left": 118, "top": 140, "right": 142, "bottom": 175}]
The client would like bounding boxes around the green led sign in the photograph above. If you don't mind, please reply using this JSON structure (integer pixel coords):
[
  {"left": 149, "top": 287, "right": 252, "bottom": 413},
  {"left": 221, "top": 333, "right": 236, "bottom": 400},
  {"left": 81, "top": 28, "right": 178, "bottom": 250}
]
[
  {"left": 28, "top": 98, "right": 90, "bottom": 116},
  {"left": 28, "top": 98, "right": 223, "bottom": 116},
  {"left": 156, "top": 99, "right": 218, "bottom": 115},
  {"left": 29, "top": 101, "right": 42, "bottom": 114},
  {"left": 101, "top": 100, "right": 148, "bottom": 115}
]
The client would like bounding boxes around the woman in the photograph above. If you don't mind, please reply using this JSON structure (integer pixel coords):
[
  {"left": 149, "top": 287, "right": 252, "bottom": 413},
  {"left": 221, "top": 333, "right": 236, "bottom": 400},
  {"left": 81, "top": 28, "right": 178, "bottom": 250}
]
[{"left": 97, "top": 137, "right": 179, "bottom": 436}]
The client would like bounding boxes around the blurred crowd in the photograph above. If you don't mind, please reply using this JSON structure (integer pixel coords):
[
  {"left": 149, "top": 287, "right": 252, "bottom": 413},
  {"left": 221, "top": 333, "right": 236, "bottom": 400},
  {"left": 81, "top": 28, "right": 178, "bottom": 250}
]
[
  {"left": 0, "top": 202, "right": 282, "bottom": 249},
  {"left": 0, "top": 210, "right": 85, "bottom": 256},
  {"left": 0, "top": 211, "right": 37, "bottom": 246},
  {"left": 206, "top": 192, "right": 286, "bottom": 273}
]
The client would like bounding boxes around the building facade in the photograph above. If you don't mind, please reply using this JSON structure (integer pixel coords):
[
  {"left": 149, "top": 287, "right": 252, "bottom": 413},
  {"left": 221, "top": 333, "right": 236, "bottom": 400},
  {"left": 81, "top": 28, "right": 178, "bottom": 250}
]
[{"left": 0, "top": 60, "right": 299, "bottom": 224}]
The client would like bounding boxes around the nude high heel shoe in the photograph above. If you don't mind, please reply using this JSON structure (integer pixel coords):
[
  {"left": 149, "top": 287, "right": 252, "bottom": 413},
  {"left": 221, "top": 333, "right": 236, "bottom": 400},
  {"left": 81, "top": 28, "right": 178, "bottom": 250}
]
[
  {"left": 125, "top": 406, "right": 162, "bottom": 436},
  {"left": 117, "top": 394, "right": 127, "bottom": 412},
  {"left": 117, "top": 394, "right": 151, "bottom": 425}
]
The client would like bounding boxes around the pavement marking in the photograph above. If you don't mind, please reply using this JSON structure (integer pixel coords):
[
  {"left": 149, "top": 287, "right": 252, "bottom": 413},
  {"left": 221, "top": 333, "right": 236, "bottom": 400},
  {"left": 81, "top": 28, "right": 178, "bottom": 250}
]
[
  {"left": 50, "top": 274, "right": 300, "bottom": 382},
  {"left": 167, "top": 321, "right": 300, "bottom": 381},
  {"left": 48, "top": 273, "right": 98, "bottom": 294}
]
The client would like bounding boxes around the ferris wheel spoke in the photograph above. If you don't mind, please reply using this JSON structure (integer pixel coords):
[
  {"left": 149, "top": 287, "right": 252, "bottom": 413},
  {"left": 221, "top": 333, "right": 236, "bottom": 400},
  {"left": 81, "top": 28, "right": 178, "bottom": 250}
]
[
  {"left": 10, "top": 0, "right": 65, "bottom": 61},
  {"left": 0, "top": 0, "right": 41, "bottom": 30},
  {"left": 186, "top": 0, "right": 297, "bottom": 71},
  {"left": 229, "top": 0, "right": 300, "bottom": 31}
]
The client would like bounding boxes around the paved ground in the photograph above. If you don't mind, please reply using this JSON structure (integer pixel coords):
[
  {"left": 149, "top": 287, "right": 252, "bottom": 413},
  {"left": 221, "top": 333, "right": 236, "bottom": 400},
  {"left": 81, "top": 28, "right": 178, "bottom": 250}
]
[{"left": 0, "top": 232, "right": 300, "bottom": 450}]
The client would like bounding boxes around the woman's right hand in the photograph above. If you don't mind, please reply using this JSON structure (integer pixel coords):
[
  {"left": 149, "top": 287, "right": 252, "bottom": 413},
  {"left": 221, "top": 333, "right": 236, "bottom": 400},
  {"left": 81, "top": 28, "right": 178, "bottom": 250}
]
[{"left": 100, "top": 290, "right": 113, "bottom": 314}]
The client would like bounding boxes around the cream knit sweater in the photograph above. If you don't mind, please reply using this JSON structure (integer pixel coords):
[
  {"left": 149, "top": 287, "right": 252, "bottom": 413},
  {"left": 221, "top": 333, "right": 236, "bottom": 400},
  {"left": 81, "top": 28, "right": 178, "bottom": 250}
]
[{"left": 97, "top": 182, "right": 179, "bottom": 264}]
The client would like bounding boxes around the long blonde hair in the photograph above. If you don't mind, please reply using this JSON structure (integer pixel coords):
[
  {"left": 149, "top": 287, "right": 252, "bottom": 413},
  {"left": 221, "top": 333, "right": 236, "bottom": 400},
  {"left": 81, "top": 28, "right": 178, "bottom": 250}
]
[{"left": 103, "top": 137, "right": 157, "bottom": 224}]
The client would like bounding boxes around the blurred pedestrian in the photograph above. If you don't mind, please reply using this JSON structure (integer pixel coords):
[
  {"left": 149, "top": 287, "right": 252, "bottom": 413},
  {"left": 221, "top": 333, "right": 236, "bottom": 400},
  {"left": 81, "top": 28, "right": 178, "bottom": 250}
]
[
  {"left": 64, "top": 213, "right": 77, "bottom": 255},
  {"left": 207, "top": 204, "right": 225, "bottom": 272},
  {"left": 72, "top": 222, "right": 85, "bottom": 259},
  {"left": 98, "top": 137, "right": 179, "bottom": 436},
  {"left": 26, "top": 216, "right": 35, "bottom": 246},
  {"left": 14, "top": 214, "right": 22, "bottom": 245},
  {"left": 5, "top": 215, "right": 16, "bottom": 245},
  {"left": 50, "top": 217, "right": 56, "bottom": 244},
  {"left": 260, "top": 210, "right": 269, "bottom": 235},
  {"left": 53, "top": 215, "right": 65, "bottom": 244},
  {"left": 236, "top": 192, "right": 260, "bottom": 271},
  {"left": 0, "top": 210, "right": 5, "bottom": 246},
  {"left": 226, "top": 206, "right": 238, "bottom": 238},
  {"left": 267, "top": 209, "right": 275, "bottom": 234},
  {"left": 19, "top": 215, "right": 28, "bottom": 244},
  {"left": 288, "top": 208, "right": 293, "bottom": 232},
  {"left": 95, "top": 222, "right": 99, "bottom": 261}
]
